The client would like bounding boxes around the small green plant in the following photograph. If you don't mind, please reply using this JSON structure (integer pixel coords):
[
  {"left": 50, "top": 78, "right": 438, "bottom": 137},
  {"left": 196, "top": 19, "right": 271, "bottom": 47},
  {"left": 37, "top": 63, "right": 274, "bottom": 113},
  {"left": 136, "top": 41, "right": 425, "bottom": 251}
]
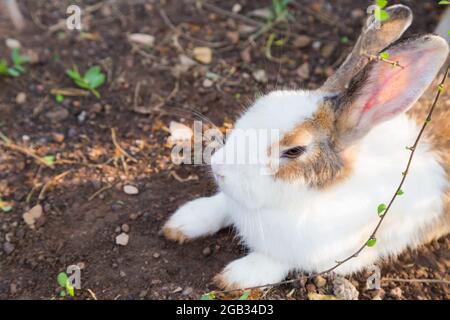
[
  {"left": 200, "top": 292, "right": 216, "bottom": 300},
  {"left": 57, "top": 272, "right": 75, "bottom": 297},
  {"left": 251, "top": 0, "right": 293, "bottom": 41},
  {"left": 66, "top": 65, "right": 106, "bottom": 99},
  {"left": 373, "top": 0, "right": 390, "bottom": 22},
  {"left": 438, "top": 1, "right": 450, "bottom": 5},
  {"left": 270, "top": 0, "right": 293, "bottom": 22},
  {"left": 42, "top": 155, "right": 56, "bottom": 166},
  {"left": 0, "top": 198, "right": 13, "bottom": 213},
  {"left": 0, "top": 48, "right": 30, "bottom": 77}
]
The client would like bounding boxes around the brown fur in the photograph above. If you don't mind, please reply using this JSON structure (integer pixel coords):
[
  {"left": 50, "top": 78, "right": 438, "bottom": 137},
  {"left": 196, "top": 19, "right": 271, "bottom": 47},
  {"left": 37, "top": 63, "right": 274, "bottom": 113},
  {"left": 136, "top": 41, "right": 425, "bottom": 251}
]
[{"left": 275, "top": 100, "right": 355, "bottom": 189}]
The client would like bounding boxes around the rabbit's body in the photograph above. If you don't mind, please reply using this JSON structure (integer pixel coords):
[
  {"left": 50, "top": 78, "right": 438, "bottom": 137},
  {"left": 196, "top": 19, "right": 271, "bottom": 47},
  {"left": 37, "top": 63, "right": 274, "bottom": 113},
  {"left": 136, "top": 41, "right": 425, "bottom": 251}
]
[
  {"left": 226, "top": 106, "right": 446, "bottom": 275},
  {"left": 163, "top": 5, "right": 449, "bottom": 289}
]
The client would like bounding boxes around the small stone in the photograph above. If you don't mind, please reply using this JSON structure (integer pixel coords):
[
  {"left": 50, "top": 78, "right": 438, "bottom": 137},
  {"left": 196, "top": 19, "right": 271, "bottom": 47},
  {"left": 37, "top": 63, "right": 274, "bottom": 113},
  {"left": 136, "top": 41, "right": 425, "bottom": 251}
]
[
  {"left": 15, "top": 92, "right": 27, "bottom": 105},
  {"left": 5, "top": 38, "right": 20, "bottom": 49},
  {"left": 226, "top": 31, "right": 240, "bottom": 44},
  {"left": 313, "top": 276, "right": 327, "bottom": 288},
  {"left": 130, "top": 213, "right": 138, "bottom": 220},
  {"left": 202, "top": 79, "right": 213, "bottom": 88},
  {"left": 202, "top": 246, "right": 212, "bottom": 256},
  {"left": 10, "top": 283, "right": 18, "bottom": 294},
  {"left": 333, "top": 277, "right": 359, "bottom": 300},
  {"left": 153, "top": 252, "right": 160, "bottom": 259},
  {"left": 312, "top": 41, "right": 321, "bottom": 50},
  {"left": 296, "top": 63, "right": 310, "bottom": 79},
  {"left": 306, "top": 283, "right": 316, "bottom": 293},
  {"left": 351, "top": 9, "right": 365, "bottom": 19},
  {"left": 252, "top": 69, "right": 268, "bottom": 83},
  {"left": 3, "top": 242, "right": 15, "bottom": 255},
  {"left": 23, "top": 204, "right": 43, "bottom": 228},
  {"left": 172, "top": 286, "right": 183, "bottom": 293},
  {"left": 123, "top": 185, "right": 139, "bottom": 195},
  {"left": 182, "top": 287, "right": 193, "bottom": 296},
  {"left": 52, "top": 133, "right": 65, "bottom": 143},
  {"left": 46, "top": 108, "right": 69, "bottom": 122},
  {"left": 139, "top": 290, "right": 148, "bottom": 298},
  {"left": 121, "top": 224, "right": 130, "bottom": 233},
  {"left": 119, "top": 270, "right": 126, "bottom": 277},
  {"left": 389, "top": 287, "right": 403, "bottom": 299},
  {"left": 193, "top": 47, "right": 212, "bottom": 64},
  {"left": 128, "top": 33, "right": 155, "bottom": 47},
  {"left": 293, "top": 35, "right": 312, "bottom": 48},
  {"left": 321, "top": 43, "right": 335, "bottom": 59},
  {"left": 115, "top": 233, "right": 129, "bottom": 246},
  {"left": 232, "top": 3, "right": 242, "bottom": 13},
  {"left": 77, "top": 111, "right": 87, "bottom": 123}
]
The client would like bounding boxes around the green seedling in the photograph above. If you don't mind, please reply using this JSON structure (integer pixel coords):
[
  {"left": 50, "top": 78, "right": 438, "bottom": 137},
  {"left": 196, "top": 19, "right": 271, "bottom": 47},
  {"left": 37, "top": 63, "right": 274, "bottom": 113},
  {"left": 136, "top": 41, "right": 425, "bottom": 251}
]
[
  {"left": 57, "top": 272, "right": 75, "bottom": 297},
  {"left": 66, "top": 65, "right": 106, "bottom": 99},
  {"left": 0, "top": 48, "right": 30, "bottom": 77},
  {"left": 373, "top": 0, "right": 390, "bottom": 22},
  {"left": 42, "top": 155, "right": 56, "bottom": 166},
  {"left": 0, "top": 198, "right": 13, "bottom": 213}
]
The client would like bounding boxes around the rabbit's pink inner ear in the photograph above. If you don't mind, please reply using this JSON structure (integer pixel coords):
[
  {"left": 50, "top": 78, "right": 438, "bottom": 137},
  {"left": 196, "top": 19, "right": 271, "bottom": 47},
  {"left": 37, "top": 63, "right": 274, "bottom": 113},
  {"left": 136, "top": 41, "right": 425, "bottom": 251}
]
[{"left": 339, "top": 36, "right": 449, "bottom": 144}]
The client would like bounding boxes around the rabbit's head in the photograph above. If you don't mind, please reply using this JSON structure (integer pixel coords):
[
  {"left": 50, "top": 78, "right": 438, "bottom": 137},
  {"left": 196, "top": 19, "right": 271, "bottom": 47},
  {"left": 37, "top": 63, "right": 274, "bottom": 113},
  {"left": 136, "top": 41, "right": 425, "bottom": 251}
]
[{"left": 210, "top": 5, "right": 449, "bottom": 207}]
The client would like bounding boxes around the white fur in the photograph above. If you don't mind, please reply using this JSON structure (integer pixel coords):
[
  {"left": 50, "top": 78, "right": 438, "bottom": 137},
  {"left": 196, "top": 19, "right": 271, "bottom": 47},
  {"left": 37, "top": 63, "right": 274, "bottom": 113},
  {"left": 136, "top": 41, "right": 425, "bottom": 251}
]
[{"left": 164, "top": 36, "right": 449, "bottom": 288}]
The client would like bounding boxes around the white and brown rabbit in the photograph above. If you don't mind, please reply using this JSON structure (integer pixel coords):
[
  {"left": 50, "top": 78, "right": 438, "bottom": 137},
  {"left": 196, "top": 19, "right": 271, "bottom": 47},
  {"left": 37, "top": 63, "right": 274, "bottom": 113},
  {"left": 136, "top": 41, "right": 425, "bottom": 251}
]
[{"left": 163, "top": 5, "right": 450, "bottom": 289}]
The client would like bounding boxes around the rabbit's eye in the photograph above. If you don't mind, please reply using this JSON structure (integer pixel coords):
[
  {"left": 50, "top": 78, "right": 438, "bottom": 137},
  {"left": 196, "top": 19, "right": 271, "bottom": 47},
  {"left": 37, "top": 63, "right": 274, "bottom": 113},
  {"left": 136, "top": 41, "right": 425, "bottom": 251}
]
[{"left": 281, "top": 146, "right": 306, "bottom": 159}]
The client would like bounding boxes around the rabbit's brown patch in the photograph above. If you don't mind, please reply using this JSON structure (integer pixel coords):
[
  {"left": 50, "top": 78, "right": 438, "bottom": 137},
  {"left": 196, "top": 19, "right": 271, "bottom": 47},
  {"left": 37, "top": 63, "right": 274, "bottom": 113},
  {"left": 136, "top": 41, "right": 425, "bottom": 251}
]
[{"left": 274, "top": 102, "right": 355, "bottom": 189}]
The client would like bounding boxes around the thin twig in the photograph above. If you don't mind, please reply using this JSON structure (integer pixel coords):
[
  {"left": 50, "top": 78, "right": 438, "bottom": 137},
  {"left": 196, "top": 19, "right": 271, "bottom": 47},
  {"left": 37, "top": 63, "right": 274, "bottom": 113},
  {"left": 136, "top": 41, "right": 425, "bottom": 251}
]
[
  {"left": 158, "top": 7, "right": 227, "bottom": 48},
  {"left": 363, "top": 53, "right": 405, "bottom": 69},
  {"left": 88, "top": 184, "right": 113, "bottom": 201},
  {"left": 38, "top": 170, "right": 72, "bottom": 201},
  {"left": 0, "top": 132, "right": 54, "bottom": 169},
  {"left": 111, "top": 128, "right": 138, "bottom": 163},
  {"left": 382, "top": 278, "right": 450, "bottom": 285}
]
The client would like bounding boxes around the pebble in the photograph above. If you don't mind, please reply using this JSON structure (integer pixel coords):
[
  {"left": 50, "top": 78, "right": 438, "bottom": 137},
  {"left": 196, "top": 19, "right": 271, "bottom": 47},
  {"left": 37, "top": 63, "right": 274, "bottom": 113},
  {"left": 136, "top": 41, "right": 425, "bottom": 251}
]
[
  {"left": 128, "top": 33, "right": 155, "bottom": 47},
  {"left": 182, "top": 287, "right": 193, "bottom": 296},
  {"left": 121, "top": 224, "right": 130, "bottom": 233},
  {"left": 202, "top": 79, "right": 214, "bottom": 88},
  {"left": 252, "top": 69, "right": 268, "bottom": 83},
  {"left": 23, "top": 204, "right": 43, "bottom": 228},
  {"left": 172, "top": 286, "right": 183, "bottom": 293},
  {"left": 3, "top": 242, "right": 15, "bottom": 255},
  {"left": 77, "top": 111, "right": 87, "bottom": 123},
  {"left": 123, "top": 185, "right": 139, "bottom": 195},
  {"left": 139, "top": 290, "right": 148, "bottom": 298},
  {"left": 5, "top": 38, "right": 20, "bottom": 49},
  {"left": 115, "top": 233, "right": 129, "bottom": 246},
  {"left": 293, "top": 35, "right": 312, "bottom": 48},
  {"left": 130, "top": 213, "right": 139, "bottom": 220},
  {"left": 313, "top": 275, "right": 327, "bottom": 288},
  {"left": 153, "top": 252, "right": 160, "bottom": 259},
  {"left": 193, "top": 47, "right": 212, "bottom": 64},
  {"left": 321, "top": 43, "right": 335, "bottom": 58},
  {"left": 296, "top": 63, "right": 310, "bottom": 79},
  {"left": 333, "top": 277, "right": 359, "bottom": 300},
  {"left": 46, "top": 108, "right": 69, "bottom": 122},
  {"left": 202, "top": 246, "right": 212, "bottom": 256},
  {"left": 389, "top": 287, "right": 403, "bottom": 299},
  {"left": 15, "top": 92, "right": 27, "bottom": 105},
  {"left": 232, "top": 4, "right": 242, "bottom": 13}
]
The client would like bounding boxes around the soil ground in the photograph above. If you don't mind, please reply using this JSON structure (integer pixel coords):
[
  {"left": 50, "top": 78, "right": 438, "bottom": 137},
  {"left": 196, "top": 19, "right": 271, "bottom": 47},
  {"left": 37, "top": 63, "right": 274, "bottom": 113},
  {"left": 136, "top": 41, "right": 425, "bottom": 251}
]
[{"left": 0, "top": 0, "right": 448, "bottom": 300}]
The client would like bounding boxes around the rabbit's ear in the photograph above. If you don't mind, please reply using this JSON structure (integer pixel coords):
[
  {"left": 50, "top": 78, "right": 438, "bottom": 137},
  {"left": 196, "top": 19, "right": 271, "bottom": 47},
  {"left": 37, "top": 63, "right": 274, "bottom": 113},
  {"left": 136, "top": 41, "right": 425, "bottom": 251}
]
[
  {"left": 322, "top": 5, "right": 412, "bottom": 92},
  {"left": 335, "top": 35, "right": 449, "bottom": 146}
]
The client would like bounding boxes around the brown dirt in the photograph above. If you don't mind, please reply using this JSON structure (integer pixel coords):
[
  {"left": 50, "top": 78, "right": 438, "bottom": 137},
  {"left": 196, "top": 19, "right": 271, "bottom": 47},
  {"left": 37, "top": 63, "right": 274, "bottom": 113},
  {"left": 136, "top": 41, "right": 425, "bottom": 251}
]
[{"left": 0, "top": 0, "right": 448, "bottom": 300}]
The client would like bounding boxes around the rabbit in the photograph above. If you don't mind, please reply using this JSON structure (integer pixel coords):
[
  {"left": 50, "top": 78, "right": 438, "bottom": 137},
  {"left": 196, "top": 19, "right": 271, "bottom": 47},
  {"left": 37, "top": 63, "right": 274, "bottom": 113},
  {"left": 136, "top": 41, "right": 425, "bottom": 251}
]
[{"left": 163, "top": 5, "right": 450, "bottom": 290}]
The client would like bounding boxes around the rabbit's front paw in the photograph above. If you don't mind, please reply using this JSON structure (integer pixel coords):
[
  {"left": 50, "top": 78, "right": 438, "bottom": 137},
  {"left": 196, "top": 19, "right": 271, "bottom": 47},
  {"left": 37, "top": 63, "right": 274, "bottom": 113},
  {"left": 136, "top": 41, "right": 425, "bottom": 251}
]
[
  {"left": 163, "top": 193, "right": 230, "bottom": 244},
  {"left": 214, "top": 253, "right": 289, "bottom": 290}
]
